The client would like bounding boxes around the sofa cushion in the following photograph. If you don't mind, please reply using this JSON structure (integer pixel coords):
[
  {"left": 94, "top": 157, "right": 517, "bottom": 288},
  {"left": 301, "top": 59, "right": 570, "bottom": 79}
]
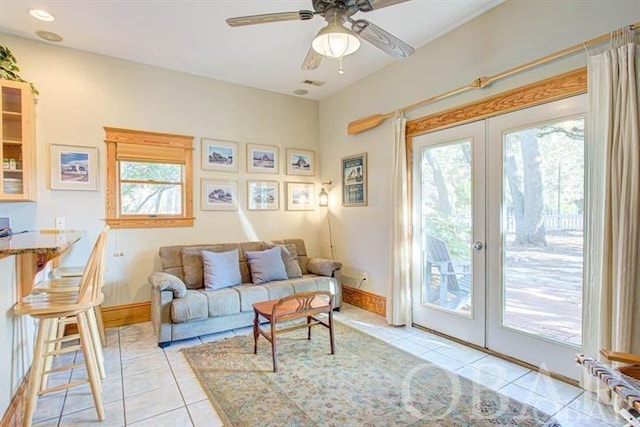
[
  {"left": 181, "top": 246, "right": 216, "bottom": 289},
  {"left": 263, "top": 281, "right": 294, "bottom": 300},
  {"left": 171, "top": 290, "right": 208, "bottom": 323},
  {"left": 270, "top": 239, "right": 309, "bottom": 274},
  {"left": 181, "top": 243, "right": 255, "bottom": 289},
  {"left": 245, "top": 247, "right": 288, "bottom": 285},
  {"left": 200, "top": 288, "right": 241, "bottom": 317},
  {"left": 202, "top": 249, "right": 241, "bottom": 290},
  {"left": 232, "top": 284, "right": 269, "bottom": 312},
  {"left": 263, "top": 243, "right": 302, "bottom": 279}
]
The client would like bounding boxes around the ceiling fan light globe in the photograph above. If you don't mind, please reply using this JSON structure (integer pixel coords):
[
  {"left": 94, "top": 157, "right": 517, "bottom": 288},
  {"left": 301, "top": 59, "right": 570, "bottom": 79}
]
[{"left": 312, "top": 23, "right": 360, "bottom": 59}]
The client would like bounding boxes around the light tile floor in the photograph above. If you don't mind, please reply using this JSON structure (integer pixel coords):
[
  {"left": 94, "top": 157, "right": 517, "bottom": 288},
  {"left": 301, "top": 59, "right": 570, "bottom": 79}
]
[{"left": 32, "top": 303, "right": 624, "bottom": 426}]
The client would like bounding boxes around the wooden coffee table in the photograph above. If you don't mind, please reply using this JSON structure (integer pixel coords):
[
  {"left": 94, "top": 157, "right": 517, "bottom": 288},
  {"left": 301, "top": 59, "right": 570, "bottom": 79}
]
[{"left": 252, "top": 290, "right": 335, "bottom": 372}]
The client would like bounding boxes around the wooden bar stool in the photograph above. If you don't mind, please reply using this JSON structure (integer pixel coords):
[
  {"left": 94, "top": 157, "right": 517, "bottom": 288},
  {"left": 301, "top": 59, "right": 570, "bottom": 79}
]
[
  {"left": 32, "top": 228, "right": 110, "bottom": 385},
  {"left": 35, "top": 240, "right": 108, "bottom": 347},
  {"left": 253, "top": 290, "right": 335, "bottom": 372},
  {"left": 14, "top": 228, "right": 108, "bottom": 427}
]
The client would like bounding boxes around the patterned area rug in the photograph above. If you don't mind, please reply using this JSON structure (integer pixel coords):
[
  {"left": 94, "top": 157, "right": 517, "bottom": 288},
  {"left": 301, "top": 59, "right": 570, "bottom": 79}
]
[{"left": 182, "top": 322, "right": 560, "bottom": 426}]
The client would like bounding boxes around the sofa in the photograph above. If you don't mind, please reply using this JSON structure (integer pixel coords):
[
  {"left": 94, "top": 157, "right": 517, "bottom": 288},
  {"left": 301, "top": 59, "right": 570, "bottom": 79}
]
[{"left": 149, "top": 238, "right": 342, "bottom": 347}]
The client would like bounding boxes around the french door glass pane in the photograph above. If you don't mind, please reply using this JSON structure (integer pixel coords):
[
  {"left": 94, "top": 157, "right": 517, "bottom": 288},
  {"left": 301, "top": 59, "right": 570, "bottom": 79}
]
[
  {"left": 502, "top": 117, "right": 584, "bottom": 346},
  {"left": 421, "top": 140, "right": 473, "bottom": 315}
]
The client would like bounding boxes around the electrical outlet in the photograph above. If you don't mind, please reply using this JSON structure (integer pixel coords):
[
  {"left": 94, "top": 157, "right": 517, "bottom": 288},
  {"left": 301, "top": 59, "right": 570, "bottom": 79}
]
[
  {"left": 55, "top": 217, "right": 65, "bottom": 230},
  {"left": 361, "top": 272, "right": 369, "bottom": 282}
]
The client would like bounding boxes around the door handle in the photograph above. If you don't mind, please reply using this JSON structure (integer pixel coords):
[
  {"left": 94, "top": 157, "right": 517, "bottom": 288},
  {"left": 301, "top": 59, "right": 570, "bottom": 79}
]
[{"left": 473, "top": 241, "right": 484, "bottom": 251}]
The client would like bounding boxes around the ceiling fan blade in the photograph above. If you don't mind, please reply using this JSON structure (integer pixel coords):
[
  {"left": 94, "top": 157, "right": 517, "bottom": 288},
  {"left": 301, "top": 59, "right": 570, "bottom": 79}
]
[
  {"left": 301, "top": 47, "right": 323, "bottom": 71},
  {"left": 355, "top": 0, "right": 411, "bottom": 12},
  {"left": 226, "top": 10, "right": 314, "bottom": 27},
  {"left": 351, "top": 19, "right": 414, "bottom": 59}
]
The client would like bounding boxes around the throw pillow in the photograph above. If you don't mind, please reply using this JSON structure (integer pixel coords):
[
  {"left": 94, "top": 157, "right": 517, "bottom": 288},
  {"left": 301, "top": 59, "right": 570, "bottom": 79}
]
[
  {"left": 264, "top": 243, "right": 302, "bottom": 278},
  {"left": 245, "top": 246, "right": 288, "bottom": 285},
  {"left": 201, "top": 249, "right": 241, "bottom": 290}
]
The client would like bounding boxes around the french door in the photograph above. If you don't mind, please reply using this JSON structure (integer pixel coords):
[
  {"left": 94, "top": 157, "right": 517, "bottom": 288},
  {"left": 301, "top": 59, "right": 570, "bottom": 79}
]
[
  {"left": 412, "top": 95, "right": 586, "bottom": 380},
  {"left": 411, "top": 120, "right": 486, "bottom": 347}
]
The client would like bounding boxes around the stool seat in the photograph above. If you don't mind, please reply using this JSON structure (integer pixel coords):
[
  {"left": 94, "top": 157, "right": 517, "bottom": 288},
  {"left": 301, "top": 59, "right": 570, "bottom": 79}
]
[
  {"left": 50, "top": 265, "right": 85, "bottom": 279},
  {"left": 32, "top": 277, "right": 81, "bottom": 293},
  {"left": 15, "top": 292, "right": 104, "bottom": 317}
]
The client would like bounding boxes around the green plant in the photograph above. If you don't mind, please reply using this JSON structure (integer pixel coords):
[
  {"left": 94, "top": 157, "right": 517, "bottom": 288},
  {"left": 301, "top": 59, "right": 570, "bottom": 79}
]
[{"left": 0, "top": 45, "right": 38, "bottom": 95}]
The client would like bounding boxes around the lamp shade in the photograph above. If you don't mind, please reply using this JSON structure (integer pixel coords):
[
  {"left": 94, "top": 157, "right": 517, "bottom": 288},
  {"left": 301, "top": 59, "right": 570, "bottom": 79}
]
[{"left": 312, "top": 22, "right": 360, "bottom": 59}]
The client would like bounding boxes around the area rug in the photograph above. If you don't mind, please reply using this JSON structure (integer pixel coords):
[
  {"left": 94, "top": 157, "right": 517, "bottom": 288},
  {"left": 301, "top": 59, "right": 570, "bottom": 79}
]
[{"left": 182, "top": 322, "right": 560, "bottom": 426}]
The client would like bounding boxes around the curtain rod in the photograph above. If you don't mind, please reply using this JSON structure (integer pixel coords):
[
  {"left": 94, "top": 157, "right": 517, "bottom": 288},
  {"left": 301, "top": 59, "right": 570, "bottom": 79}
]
[{"left": 347, "top": 22, "right": 640, "bottom": 136}]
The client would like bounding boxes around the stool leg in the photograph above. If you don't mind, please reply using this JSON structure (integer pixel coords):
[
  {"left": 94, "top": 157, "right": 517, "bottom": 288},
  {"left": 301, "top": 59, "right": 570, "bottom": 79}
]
[
  {"left": 94, "top": 305, "right": 107, "bottom": 347},
  {"left": 24, "top": 318, "right": 52, "bottom": 427},
  {"left": 87, "top": 307, "right": 106, "bottom": 380},
  {"left": 40, "top": 317, "right": 59, "bottom": 392},
  {"left": 54, "top": 315, "right": 67, "bottom": 352},
  {"left": 307, "top": 315, "right": 312, "bottom": 340},
  {"left": 77, "top": 311, "right": 105, "bottom": 421}
]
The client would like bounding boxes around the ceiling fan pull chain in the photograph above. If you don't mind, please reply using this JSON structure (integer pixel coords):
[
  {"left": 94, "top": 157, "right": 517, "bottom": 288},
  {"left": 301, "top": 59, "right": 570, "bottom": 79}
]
[{"left": 338, "top": 57, "right": 345, "bottom": 75}]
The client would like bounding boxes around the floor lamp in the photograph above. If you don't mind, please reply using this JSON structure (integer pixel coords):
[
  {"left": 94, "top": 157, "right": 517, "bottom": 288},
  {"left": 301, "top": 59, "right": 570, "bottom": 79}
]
[{"left": 318, "top": 181, "right": 335, "bottom": 260}]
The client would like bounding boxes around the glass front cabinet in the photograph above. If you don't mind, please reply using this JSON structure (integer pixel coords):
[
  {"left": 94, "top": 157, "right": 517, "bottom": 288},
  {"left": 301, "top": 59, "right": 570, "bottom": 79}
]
[{"left": 1, "top": 79, "right": 36, "bottom": 201}]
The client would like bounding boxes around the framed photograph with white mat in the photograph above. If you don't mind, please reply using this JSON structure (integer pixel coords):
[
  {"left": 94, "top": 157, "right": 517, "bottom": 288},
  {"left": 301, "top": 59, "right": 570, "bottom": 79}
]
[
  {"left": 50, "top": 144, "right": 98, "bottom": 191},
  {"left": 201, "top": 179, "right": 238, "bottom": 211},
  {"left": 247, "top": 143, "right": 279, "bottom": 174},
  {"left": 285, "top": 182, "right": 315, "bottom": 211},
  {"left": 286, "top": 148, "right": 315, "bottom": 176},
  {"left": 247, "top": 180, "right": 279, "bottom": 211},
  {"left": 201, "top": 138, "right": 238, "bottom": 172}
]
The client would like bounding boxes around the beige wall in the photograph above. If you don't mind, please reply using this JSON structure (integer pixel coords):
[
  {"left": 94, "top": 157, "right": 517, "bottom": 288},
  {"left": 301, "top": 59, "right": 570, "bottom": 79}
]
[
  {"left": 0, "top": 34, "right": 321, "bottom": 307},
  {"left": 317, "top": 0, "right": 640, "bottom": 296}
]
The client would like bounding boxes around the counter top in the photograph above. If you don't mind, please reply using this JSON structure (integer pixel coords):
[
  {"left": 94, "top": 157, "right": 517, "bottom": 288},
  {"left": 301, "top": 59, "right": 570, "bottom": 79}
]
[{"left": 0, "top": 230, "right": 82, "bottom": 257}]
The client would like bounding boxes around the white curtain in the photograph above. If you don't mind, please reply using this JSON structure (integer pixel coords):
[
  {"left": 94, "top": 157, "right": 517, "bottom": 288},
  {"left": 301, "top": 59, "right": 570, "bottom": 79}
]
[
  {"left": 387, "top": 113, "right": 412, "bottom": 326},
  {"left": 583, "top": 27, "right": 640, "bottom": 393}
]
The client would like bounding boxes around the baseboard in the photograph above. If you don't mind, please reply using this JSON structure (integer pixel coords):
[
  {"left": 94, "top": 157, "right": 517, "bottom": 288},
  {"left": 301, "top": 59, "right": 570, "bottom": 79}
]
[
  {"left": 101, "top": 301, "right": 151, "bottom": 328},
  {"left": 66, "top": 301, "right": 151, "bottom": 334},
  {"left": 1, "top": 372, "right": 28, "bottom": 427},
  {"left": 342, "top": 286, "right": 386, "bottom": 317}
]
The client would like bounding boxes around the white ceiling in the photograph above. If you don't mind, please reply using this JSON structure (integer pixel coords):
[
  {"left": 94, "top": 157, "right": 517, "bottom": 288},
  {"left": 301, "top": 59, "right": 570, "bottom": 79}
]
[{"left": 0, "top": 0, "right": 502, "bottom": 100}]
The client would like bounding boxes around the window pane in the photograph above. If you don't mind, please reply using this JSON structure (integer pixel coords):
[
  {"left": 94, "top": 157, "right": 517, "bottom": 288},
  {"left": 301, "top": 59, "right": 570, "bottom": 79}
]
[
  {"left": 121, "top": 183, "right": 182, "bottom": 214},
  {"left": 421, "top": 140, "right": 473, "bottom": 316},
  {"left": 120, "top": 161, "right": 181, "bottom": 182},
  {"left": 502, "top": 117, "right": 584, "bottom": 346}
]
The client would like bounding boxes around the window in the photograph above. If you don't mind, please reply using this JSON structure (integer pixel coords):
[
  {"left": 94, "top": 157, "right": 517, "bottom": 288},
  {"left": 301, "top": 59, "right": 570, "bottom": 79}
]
[{"left": 104, "top": 127, "right": 194, "bottom": 228}]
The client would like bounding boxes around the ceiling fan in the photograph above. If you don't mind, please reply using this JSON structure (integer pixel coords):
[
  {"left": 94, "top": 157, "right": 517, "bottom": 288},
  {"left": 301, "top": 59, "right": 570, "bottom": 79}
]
[{"left": 226, "top": 0, "right": 415, "bottom": 73}]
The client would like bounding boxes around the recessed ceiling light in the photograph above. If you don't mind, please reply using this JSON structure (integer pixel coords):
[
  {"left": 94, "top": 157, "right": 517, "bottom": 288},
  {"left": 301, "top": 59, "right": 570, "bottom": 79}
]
[
  {"left": 36, "top": 30, "right": 63, "bottom": 42},
  {"left": 29, "top": 9, "right": 55, "bottom": 22},
  {"left": 293, "top": 89, "right": 309, "bottom": 96}
]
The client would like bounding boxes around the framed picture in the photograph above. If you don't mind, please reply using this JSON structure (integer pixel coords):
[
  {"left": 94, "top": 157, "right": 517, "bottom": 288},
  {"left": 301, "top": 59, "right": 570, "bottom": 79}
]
[
  {"left": 286, "top": 148, "right": 315, "bottom": 176},
  {"left": 342, "top": 152, "right": 367, "bottom": 207},
  {"left": 247, "top": 180, "right": 279, "bottom": 211},
  {"left": 247, "top": 143, "right": 278, "bottom": 174},
  {"left": 201, "top": 179, "right": 238, "bottom": 211},
  {"left": 201, "top": 138, "right": 238, "bottom": 172},
  {"left": 285, "top": 182, "right": 315, "bottom": 211},
  {"left": 50, "top": 144, "right": 98, "bottom": 191}
]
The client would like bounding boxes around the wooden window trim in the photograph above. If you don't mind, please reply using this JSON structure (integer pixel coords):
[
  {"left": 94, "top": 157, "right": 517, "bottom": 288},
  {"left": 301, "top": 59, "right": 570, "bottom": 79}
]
[
  {"left": 406, "top": 67, "right": 587, "bottom": 137},
  {"left": 104, "top": 127, "right": 194, "bottom": 228}
]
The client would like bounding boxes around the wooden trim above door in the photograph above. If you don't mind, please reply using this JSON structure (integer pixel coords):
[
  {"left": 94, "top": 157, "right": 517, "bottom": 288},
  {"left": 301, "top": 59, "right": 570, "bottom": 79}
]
[{"left": 406, "top": 67, "right": 587, "bottom": 137}]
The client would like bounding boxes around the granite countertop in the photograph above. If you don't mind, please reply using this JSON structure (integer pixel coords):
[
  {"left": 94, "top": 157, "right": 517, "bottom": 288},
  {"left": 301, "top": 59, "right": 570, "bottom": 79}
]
[{"left": 0, "top": 230, "right": 82, "bottom": 256}]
